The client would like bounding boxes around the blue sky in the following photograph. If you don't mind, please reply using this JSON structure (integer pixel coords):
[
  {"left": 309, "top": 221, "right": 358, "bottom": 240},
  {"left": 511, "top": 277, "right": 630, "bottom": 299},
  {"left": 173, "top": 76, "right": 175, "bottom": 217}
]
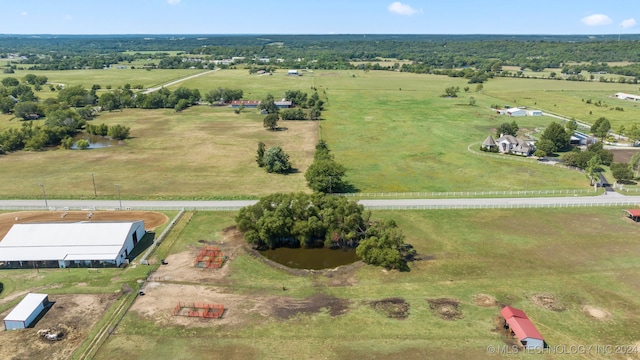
[{"left": 1, "top": 0, "right": 638, "bottom": 35}]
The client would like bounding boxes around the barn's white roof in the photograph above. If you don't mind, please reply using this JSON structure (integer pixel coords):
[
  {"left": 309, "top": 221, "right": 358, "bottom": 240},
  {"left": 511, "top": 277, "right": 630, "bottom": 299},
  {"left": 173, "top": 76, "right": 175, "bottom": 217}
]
[
  {"left": 0, "top": 221, "right": 143, "bottom": 262},
  {"left": 3, "top": 293, "right": 48, "bottom": 322}
]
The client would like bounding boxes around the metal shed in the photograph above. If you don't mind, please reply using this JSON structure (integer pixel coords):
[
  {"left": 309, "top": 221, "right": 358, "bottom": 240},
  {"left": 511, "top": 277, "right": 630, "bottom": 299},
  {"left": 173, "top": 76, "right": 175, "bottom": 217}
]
[{"left": 3, "top": 293, "right": 49, "bottom": 330}]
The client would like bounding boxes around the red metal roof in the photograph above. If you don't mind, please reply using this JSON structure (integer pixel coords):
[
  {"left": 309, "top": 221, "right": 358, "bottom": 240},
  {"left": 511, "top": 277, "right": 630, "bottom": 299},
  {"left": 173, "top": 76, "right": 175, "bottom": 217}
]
[
  {"left": 500, "top": 306, "right": 528, "bottom": 320},
  {"left": 625, "top": 209, "right": 640, "bottom": 217},
  {"left": 501, "top": 306, "right": 544, "bottom": 341}
]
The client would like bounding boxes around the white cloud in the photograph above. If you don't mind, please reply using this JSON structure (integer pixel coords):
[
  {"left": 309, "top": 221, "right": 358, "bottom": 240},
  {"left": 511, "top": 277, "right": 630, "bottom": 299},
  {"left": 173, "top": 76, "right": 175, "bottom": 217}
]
[
  {"left": 581, "top": 14, "right": 612, "bottom": 26},
  {"left": 621, "top": 18, "right": 637, "bottom": 28},
  {"left": 167, "top": 0, "right": 181, "bottom": 4},
  {"left": 388, "top": 2, "right": 420, "bottom": 16},
  {"left": 21, "top": 11, "right": 28, "bottom": 16}
]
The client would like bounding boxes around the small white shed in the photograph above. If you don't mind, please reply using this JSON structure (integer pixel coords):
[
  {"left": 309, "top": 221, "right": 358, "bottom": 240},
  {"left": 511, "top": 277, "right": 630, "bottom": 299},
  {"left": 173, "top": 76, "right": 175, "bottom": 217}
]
[
  {"left": 527, "top": 110, "right": 542, "bottom": 116},
  {"left": 3, "top": 293, "right": 49, "bottom": 330}
]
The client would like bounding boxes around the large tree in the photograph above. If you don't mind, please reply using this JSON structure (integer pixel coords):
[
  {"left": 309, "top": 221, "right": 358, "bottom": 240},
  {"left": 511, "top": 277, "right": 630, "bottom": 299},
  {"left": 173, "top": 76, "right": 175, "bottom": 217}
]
[
  {"left": 591, "top": 117, "right": 611, "bottom": 140},
  {"left": 263, "top": 113, "right": 279, "bottom": 131},
  {"left": 611, "top": 162, "right": 634, "bottom": 183},
  {"left": 258, "top": 94, "right": 279, "bottom": 115},
  {"left": 540, "top": 122, "right": 570, "bottom": 152},
  {"left": 262, "top": 146, "right": 292, "bottom": 174}
]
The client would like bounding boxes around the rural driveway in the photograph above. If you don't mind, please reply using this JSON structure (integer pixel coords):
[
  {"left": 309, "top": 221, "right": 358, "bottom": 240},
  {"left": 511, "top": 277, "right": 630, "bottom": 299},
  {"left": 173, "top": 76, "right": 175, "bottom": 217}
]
[
  {"left": 1, "top": 194, "right": 639, "bottom": 211},
  {"left": 142, "top": 69, "right": 217, "bottom": 94}
]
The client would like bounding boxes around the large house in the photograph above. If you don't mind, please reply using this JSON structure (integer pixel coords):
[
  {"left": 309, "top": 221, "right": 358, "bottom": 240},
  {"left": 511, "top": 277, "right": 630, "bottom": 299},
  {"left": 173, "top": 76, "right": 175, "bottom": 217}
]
[{"left": 483, "top": 134, "right": 534, "bottom": 156}]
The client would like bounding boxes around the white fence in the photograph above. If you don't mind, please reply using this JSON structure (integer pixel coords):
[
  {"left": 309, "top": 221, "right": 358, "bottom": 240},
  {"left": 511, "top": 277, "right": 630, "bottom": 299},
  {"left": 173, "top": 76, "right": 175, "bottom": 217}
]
[
  {"left": 364, "top": 201, "right": 640, "bottom": 210},
  {"left": 338, "top": 189, "right": 597, "bottom": 199}
]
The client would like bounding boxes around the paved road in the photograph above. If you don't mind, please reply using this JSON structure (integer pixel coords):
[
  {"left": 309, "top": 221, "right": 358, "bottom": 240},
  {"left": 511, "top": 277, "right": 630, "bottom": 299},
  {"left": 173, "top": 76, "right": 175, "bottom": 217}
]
[
  {"left": 1, "top": 194, "right": 638, "bottom": 211},
  {"left": 142, "top": 69, "right": 217, "bottom": 94}
]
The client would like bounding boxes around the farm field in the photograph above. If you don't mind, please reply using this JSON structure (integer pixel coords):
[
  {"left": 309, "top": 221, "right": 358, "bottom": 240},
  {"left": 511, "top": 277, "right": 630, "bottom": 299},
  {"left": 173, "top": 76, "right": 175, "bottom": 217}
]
[
  {"left": 0, "top": 69, "right": 598, "bottom": 198},
  {"left": 90, "top": 208, "right": 640, "bottom": 359}
]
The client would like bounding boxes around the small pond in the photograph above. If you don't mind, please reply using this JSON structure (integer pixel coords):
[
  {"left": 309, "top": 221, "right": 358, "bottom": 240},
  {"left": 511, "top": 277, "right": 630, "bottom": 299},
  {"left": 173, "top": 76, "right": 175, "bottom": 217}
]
[
  {"left": 72, "top": 134, "right": 120, "bottom": 149},
  {"left": 259, "top": 246, "right": 360, "bottom": 270}
]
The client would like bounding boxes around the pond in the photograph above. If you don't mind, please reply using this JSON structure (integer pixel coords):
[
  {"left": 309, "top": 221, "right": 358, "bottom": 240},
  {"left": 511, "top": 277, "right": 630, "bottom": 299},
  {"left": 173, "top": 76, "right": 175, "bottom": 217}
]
[
  {"left": 259, "top": 246, "right": 360, "bottom": 270},
  {"left": 72, "top": 134, "right": 121, "bottom": 149}
]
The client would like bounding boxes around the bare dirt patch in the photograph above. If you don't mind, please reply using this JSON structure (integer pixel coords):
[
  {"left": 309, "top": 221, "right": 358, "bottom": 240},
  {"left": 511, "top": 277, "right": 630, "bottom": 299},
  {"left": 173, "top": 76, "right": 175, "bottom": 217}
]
[
  {"left": 148, "top": 226, "right": 244, "bottom": 283},
  {"left": 369, "top": 298, "right": 410, "bottom": 319},
  {"left": 473, "top": 294, "right": 498, "bottom": 307},
  {"left": 427, "top": 298, "right": 463, "bottom": 320},
  {"left": 531, "top": 293, "right": 566, "bottom": 312},
  {"left": 129, "top": 283, "right": 272, "bottom": 328},
  {"left": 0, "top": 210, "right": 169, "bottom": 240},
  {"left": 582, "top": 305, "right": 611, "bottom": 320},
  {"left": 0, "top": 293, "right": 117, "bottom": 360},
  {"left": 272, "top": 294, "right": 350, "bottom": 319}
]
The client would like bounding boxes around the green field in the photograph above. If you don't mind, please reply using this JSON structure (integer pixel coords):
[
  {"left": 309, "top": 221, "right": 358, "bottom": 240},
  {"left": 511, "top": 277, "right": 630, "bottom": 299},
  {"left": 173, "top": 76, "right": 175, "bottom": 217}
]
[
  {"left": 0, "top": 69, "right": 606, "bottom": 198},
  {"left": 88, "top": 208, "right": 640, "bottom": 359}
]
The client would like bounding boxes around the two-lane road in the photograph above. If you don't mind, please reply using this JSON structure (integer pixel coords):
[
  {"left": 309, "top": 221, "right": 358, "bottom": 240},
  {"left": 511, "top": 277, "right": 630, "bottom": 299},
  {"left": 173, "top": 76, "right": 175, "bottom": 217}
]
[{"left": 1, "top": 194, "right": 639, "bottom": 211}]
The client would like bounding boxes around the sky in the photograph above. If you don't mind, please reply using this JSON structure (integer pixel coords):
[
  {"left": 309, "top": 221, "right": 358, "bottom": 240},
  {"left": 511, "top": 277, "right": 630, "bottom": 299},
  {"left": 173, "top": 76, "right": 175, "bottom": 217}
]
[{"left": 0, "top": 0, "right": 638, "bottom": 35}]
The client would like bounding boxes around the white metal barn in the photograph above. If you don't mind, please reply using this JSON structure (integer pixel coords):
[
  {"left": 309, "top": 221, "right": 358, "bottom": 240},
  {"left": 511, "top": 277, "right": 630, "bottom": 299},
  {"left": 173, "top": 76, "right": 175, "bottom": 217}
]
[
  {"left": 0, "top": 221, "right": 145, "bottom": 268},
  {"left": 3, "top": 293, "right": 49, "bottom": 330},
  {"left": 506, "top": 108, "right": 526, "bottom": 117}
]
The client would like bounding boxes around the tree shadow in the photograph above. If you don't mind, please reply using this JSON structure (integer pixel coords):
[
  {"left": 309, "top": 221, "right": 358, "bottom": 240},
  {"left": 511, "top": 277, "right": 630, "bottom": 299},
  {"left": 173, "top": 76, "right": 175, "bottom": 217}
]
[
  {"left": 619, "top": 180, "right": 637, "bottom": 185},
  {"left": 273, "top": 127, "right": 288, "bottom": 131}
]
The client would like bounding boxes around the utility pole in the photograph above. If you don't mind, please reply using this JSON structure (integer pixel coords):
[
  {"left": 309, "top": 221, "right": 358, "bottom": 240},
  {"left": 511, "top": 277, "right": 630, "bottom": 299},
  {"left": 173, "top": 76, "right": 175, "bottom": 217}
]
[
  {"left": 39, "top": 183, "right": 48, "bottom": 208},
  {"left": 114, "top": 184, "right": 122, "bottom": 210},
  {"left": 91, "top": 173, "right": 97, "bottom": 197}
]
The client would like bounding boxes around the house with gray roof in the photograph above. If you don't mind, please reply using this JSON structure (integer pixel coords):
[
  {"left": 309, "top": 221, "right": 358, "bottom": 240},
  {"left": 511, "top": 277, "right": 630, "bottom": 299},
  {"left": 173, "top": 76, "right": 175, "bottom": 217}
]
[{"left": 496, "top": 134, "right": 535, "bottom": 156}]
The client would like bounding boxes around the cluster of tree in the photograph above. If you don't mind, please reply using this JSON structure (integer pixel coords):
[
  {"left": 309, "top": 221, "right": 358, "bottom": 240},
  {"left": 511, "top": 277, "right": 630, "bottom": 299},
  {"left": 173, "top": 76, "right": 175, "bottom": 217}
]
[
  {"left": 442, "top": 86, "right": 460, "bottom": 98},
  {"left": 86, "top": 123, "right": 130, "bottom": 140},
  {"left": 98, "top": 86, "right": 200, "bottom": 112},
  {"left": 235, "top": 192, "right": 414, "bottom": 270},
  {"left": 496, "top": 121, "right": 519, "bottom": 137},
  {"left": 0, "top": 113, "right": 83, "bottom": 152},
  {"left": 304, "top": 140, "right": 347, "bottom": 193},
  {"left": 561, "top": 143, "right": 613, "bottom": 184},
  {"left": 203, "top": 87, "right": 243, "bottom": 104},
  {"left": 255, "top": 142, "right": 292, "bottom": 174}
]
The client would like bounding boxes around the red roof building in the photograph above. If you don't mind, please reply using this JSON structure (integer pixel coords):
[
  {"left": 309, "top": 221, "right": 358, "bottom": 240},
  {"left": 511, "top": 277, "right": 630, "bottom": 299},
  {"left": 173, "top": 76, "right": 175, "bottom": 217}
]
[
  {"left": 500, "top": 306, "right": 545, "bottom": 349},
  {"left": 624, "top": 209, "right": 640, "bottom": 222}
]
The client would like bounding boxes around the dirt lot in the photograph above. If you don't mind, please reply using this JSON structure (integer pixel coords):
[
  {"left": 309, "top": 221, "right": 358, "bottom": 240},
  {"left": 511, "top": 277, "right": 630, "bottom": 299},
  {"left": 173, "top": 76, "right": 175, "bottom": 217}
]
[
  {"left": 130, "top": 227, "right": 352, "bottom": 328},
  {"left": 611, "top": 149, "right": 640, "bottom": 163},
  {"left": 0, "top": 210, "right": 169, "bottom": 240},
  {"left": 0, "top": 293, "right": 117, "bottom": 360}
]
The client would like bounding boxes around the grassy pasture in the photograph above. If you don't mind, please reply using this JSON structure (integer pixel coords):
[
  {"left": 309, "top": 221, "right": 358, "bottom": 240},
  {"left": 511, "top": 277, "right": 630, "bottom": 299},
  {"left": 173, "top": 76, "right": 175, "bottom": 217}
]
[
  {"left": 482, "top": 77, "right": 640, "bottom": 130},
  {"left": 95, "top": 207, "right": 640, "bottom": 359},
  {"left": 0, "top": 69, "right": 625, "bottom": 197},
  {"left": 0, "top": 106, "right": 316, "bottom": 199},
  {"left": 1, "top": 68, "right": 203, "bottom": 92}
]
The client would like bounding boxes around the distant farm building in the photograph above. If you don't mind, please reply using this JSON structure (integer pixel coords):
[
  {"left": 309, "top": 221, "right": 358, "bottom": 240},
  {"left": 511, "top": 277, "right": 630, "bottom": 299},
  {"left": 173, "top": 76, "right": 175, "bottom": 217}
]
[
  {"left": 526, "top": 110, "right": 542, "bottom": 116},
  {"left": 287, "top": 70, "right": 299, "bottom": 76},
  {"left": 501, "top": 306, "right": 545, "bottom": 349},
  {"left": 505, "top": 108, "right": 526, "bottom": 117},
  {"left": 570, "top": 131, "right": 597, "bottom": 146},
  {"left": 615, "top": 93, "right": 640, "bottom": 102},
  {"left": 3, "top": 293, "right": 50, "bottom": 330},
  {"left": 275, "top": 100, "right": 293, "bottom": 108},
  {"left": 230, "top": 100, "right": 261, "bottom": 108},
  {"left": 0, "top": 221, "right": 145, "bottom": 269}
]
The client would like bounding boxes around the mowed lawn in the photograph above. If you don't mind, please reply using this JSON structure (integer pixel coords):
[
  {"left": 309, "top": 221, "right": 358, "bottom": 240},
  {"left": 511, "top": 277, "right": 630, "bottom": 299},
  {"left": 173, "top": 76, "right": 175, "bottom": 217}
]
[
  {"left": 96, "top": 208, "right": 640, "bottom": 359},
  {"left": 0, "top": 106, "right": 317, "bottom": 199}
]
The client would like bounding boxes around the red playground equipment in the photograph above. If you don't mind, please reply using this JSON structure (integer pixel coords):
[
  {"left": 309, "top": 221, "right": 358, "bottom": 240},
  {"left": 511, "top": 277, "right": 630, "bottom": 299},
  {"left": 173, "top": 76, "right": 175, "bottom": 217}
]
[
  {"left": 194, "top": 245, "right": 227, "bottom": 268},
  {"left": 172, "top": 302, "right": 224, "bottom": 318}
]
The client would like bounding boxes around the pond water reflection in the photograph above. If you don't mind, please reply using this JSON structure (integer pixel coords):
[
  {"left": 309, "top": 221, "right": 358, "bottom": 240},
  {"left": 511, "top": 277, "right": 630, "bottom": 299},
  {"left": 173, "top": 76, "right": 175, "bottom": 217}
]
[{"left": 72, "top": 134, "right": 120, "bottom": 149}]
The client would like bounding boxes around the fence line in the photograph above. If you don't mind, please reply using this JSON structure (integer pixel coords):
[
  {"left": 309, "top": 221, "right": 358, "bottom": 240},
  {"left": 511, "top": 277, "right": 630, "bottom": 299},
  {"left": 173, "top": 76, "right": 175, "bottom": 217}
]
[
  {"left": 364, "top": 201, "right": 640, "bottom": 210},
  {"left": 1, "top": 200, "right": 638, "bottom": 212},
  {"left": 337, "top": 189, "right": 597, "bottom": 198}
]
